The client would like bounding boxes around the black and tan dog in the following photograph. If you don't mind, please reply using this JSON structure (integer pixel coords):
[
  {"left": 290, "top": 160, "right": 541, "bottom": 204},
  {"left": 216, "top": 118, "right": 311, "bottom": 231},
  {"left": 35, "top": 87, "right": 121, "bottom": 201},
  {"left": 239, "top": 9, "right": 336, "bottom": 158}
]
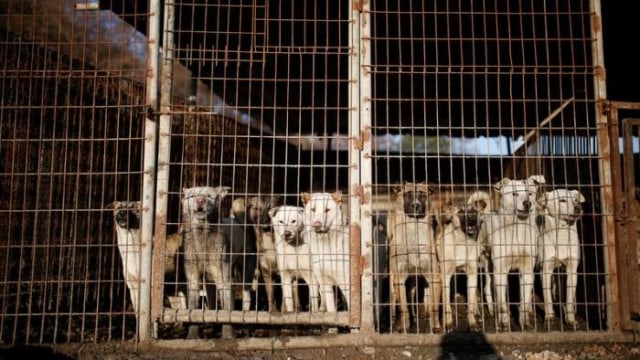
[
  {"left": 387, "top": 182, "right": 442, "bottom": 333},
  {"left": 246, "top": 195, "right": 282, "bottom": 312}
]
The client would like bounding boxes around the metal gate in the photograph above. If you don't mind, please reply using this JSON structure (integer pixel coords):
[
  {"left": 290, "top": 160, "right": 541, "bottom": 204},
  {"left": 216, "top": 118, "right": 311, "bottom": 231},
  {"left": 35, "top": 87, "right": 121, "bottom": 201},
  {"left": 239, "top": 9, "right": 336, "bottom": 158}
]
[{"left": 0, "top": 0, "right": 632, "bottom": 346}]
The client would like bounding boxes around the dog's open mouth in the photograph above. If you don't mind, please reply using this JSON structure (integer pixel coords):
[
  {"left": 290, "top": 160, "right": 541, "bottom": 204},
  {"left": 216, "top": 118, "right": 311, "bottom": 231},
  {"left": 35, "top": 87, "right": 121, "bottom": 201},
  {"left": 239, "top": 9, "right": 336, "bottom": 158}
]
[
  {"left": 516, "top": 209, "right": 531, "bottom": 219},
  {"left": 405, "top": 212, "right": 427, "bottom": 219}
]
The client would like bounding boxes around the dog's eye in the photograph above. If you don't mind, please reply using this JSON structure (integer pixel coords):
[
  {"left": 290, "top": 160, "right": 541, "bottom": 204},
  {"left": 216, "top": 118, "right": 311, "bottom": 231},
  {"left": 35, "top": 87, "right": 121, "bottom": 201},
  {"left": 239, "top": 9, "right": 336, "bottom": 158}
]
[
  {"left": 559, "top": 199, "right": 567, "bottom": 203},
  {"left": 291, "top": 220, "right": 297, "bottom": 224},
  {"left": 324, "top": 207, "right": 331, "bottom": 214}
]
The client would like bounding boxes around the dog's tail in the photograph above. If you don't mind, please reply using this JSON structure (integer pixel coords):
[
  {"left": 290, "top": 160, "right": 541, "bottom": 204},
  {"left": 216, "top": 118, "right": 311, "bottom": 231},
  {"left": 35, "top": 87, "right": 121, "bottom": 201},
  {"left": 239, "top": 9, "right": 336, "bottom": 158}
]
[{"left": 467, "top": 190, "right": 492, "bottom": 214}]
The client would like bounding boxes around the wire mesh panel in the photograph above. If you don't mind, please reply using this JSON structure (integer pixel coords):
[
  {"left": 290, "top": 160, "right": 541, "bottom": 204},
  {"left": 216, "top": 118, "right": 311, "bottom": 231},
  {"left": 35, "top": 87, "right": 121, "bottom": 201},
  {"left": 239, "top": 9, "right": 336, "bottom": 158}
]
[
  {"left": 0, "top": 1, "right": 150, "bottom": 343},
  {"left": 153, "top": 0, "right": 358, "bottom": 339},
  {"left": 0, "top": 0, "right": 627, "bottom": 348},
  {"left": 367, "top": 1, "right": 611, "bottom": 334}
]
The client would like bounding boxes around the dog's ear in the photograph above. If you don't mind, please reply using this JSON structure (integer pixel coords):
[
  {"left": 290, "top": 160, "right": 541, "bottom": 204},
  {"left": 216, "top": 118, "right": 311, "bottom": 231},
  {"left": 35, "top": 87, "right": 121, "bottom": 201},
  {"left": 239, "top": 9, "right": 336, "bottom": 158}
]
[
  {"left": 528, "top": 175, "right": 546, "bottom": 185},
  {"left": 301, "top": 192, "right": 312, "bottom": 205},
  {"left": 537, "top": 191, "right": 549, "bottom": 208},
  {"left": 267, "top": 206, "right": 279, "bottom": 219},
  {"left": 332, "top": 191, "right": 343, "bottom": 204},
  {"left": 572, "top": 190, "right": 586, "bottom": 203},
  {"left": 216, "top": 186, "right": 231, "bottom": 198},
  {"left": 107, "top": 201, "right": 119, "bottom": 210},
  {"left": 392, "top": 184, "right": 403, "bottom": 196},
  {"left": 494, "top": 178, "right": 511, "bottom": 191}
]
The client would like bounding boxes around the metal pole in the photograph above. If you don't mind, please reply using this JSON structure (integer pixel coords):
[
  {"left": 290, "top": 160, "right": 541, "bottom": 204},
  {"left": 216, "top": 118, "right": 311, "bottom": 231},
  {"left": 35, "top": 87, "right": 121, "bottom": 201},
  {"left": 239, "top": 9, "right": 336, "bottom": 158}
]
[
  {"left": 351, "top": 0, "right": 374, "bottom": 333},
  {"left": 590, "top": 0, "right": 617, "bottom": 331},
  {"left": 140, "top": 0, "right": 162, "bottom": 342}
]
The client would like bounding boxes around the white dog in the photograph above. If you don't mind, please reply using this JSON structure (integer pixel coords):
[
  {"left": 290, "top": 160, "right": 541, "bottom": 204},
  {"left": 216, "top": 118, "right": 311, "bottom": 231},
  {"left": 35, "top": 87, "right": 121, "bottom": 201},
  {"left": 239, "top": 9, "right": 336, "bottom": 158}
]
[
  {"left": 435, "top": 204, "right": 484, "bottom": 330},
  {"left": 269, "top": 205, "right": 319, "bottom": 313},
  {"left": 109, "top": 201, "right": 144, "bottom": 314},
  {"left": 301, "top": 191, "right": 350, "bottom": 313},
  {"left": 478, "top": 175, "right": 545, "bottom": 331},
  {"left": 537, "top": 188, "right": 585, "bottom": 328},
  {"left": 387, "top": 182, "right": 442, "bottom": 333}
]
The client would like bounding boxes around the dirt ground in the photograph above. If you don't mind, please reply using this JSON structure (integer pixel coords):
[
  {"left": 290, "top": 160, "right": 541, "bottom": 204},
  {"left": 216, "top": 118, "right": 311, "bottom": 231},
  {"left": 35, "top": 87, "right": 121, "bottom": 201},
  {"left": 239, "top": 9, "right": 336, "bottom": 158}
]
[{"left": 3, "top": 332, "right": 640, "bottom": 360}]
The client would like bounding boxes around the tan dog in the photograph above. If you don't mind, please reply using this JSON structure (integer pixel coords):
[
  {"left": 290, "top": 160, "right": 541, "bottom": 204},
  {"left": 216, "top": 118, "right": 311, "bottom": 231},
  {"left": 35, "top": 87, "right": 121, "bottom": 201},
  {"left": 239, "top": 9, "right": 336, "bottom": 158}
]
[
  {"left": 387, "top": 182, "right": 442, "bottom": 333},
  {"left": 435, "top": 204, "right": 484, "bottom": 330},
  {"left": 537, "top": 188, "right": 585, "bottom": 328},
  {"left": 301, "top": 191, "right": 350, "bottom": 313},
  {"left": 478, "top": 175, "right": 545, "bottom": 331},
  {"left": 247, "top": 196, "right": 282, "bottom": 312}
]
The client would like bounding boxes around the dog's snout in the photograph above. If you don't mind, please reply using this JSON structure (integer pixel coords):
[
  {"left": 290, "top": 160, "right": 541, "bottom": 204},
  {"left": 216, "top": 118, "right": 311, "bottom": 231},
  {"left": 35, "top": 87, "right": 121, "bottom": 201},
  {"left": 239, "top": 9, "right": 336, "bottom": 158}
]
[
  {"left": 409, "top": 202, "right": 422, "bottom": 212},
  {"left": 522, "top": 200, "right": 531, "bottom": 209},
  {"left": 195, "top": 196, "right": 206, "bottom": 207}
]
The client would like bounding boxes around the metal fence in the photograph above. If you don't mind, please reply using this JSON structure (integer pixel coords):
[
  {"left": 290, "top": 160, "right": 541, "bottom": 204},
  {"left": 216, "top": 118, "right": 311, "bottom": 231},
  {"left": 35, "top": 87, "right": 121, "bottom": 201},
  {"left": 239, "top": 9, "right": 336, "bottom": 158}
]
[{"left": 0, "top": 0, "right": 638, "bottom": 347}]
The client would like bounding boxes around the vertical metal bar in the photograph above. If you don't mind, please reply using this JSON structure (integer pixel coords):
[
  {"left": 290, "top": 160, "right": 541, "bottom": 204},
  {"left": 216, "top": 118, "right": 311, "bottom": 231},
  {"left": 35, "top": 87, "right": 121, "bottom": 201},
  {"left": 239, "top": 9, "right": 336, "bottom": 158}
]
[
  {"left": 590, "top": 0, "right": 618, "bottom": 331},
  {"left": 623, "top": 119, "right": 640, "bottom": 316},
  {"left": 141, "top": 0, "right": 162, "bottom": 342},
  {"left": 151, "top": 0, "right": 176, "bottom": 337},
  {"left": 351, "top": 0, "right": 374, "bottom": 333}
]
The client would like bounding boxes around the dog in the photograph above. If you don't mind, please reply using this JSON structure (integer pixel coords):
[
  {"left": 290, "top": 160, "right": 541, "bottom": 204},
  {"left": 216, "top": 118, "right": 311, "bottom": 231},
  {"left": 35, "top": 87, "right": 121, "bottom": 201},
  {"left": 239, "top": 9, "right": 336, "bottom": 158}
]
[
  {"left": 246, "top": 195, "right": 282, "bottom": 312},
  {"left": 109, "top": 201, "right": 184, "bottom": 309},
  {"left": 269, "top": 205, "right": 319, "bottom": 313},
  {"left": 181, "top": 185, "right": 232, "bottom": 339},
  {"left": 223, "top": 197, "right": 259, "bottom": 313},
  {"left": 435, "top": 204, "right": 485, "bottom": 330},
  {"left": 301, "top": 191, "right": 350, "bottom": 313},
  {"left": 478, "top": 175, "right": 545, "bottom": 331},
  {"left": 536, "top": 188, "right": 585, "bottom": 328},
  {"left": 109, "top": 201, "right": 144, "bottom": 314},
  {"left": 387, "top": 182, "right": 442, "bottom": 333},
  {"left": 466, "top": 190, "right": 495, "bottom": 315}
]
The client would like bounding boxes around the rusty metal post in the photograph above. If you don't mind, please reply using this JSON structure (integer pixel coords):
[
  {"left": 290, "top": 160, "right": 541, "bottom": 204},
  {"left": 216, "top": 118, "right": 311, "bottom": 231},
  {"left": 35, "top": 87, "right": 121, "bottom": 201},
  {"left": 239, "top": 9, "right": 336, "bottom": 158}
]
[
  {"left": 141, "top": 0, "right": 162, "bottom": 342},
  {"left": 350, "top": 0, "right": 373, "bottom": 333},
  {"left": 590, "top": 0, "right": 619, "bottom": 331}
]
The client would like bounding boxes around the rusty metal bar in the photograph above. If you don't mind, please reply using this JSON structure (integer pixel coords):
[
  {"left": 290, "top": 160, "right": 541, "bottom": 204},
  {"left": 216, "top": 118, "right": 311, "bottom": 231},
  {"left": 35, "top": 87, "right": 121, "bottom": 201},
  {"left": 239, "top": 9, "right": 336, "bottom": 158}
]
[
  {"left": 150, "top": 0, "right": 175, "bottom": 338},
  {"left": 623, "top": 118, "right": 640, "bottom": 315},
  {"left": 591, "top": 0, "right": 618, "bottom": 331},
  {"left": 350, "top": 0, "right": 373, "bottom": 333},
  {"left": 140, "top": 0, "right": 163, "bottom": 342}
]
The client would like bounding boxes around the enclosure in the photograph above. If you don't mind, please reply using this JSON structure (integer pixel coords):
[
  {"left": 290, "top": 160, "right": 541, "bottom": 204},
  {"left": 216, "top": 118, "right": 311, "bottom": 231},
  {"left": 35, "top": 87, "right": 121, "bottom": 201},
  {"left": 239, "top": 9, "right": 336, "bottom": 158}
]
[{"left": 1, "top": 0, "right": 640, "bottom": 349}]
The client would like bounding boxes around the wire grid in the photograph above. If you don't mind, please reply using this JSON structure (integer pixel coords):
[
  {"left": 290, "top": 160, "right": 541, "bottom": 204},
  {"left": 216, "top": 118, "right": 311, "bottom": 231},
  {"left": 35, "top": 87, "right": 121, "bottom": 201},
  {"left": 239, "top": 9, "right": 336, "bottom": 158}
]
[
  {"left": 0, "top": 0, "right": 626, "bottom": 345},
  {"left": 367, "top": 1, "right": 607, "bottom": 334}
]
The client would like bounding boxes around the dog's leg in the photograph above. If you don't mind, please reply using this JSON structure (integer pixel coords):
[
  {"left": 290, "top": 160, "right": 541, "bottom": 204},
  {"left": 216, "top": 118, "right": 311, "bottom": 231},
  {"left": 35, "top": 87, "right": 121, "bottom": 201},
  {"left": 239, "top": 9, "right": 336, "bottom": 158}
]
[
  {"left": 565, "top": 258, "right": 580, "bottom": 328},
  {"left": 442, "top": 262, "right": 455, "bottom": 329},
  {"left": 541, "top": 259, "right": 556, "bottom": 327},
  {"left": 184, "top": 261, "right": 202, "bottom": 339},
  {"left": 466, "top": 263, "right": 479, "bottom": 330},
  {"left": 262, "top": 266, "right": 276, "bottom": 312},
  {"left": 392, "top": 272, "right": 411, "bottom": 332},
  {"left": 481, "top": 255, "right": 494, "bottom": 315},
  {"left": 493, "top": 260, "right": 510, "bottom": 331},
  {"left": 427, "top": 266, "right": 443, "bottom": 333},
  {"left": 281, "top": 271, "right": 295, "bottom": 313},
  {"left": 519, "top": 260, "right": 536, "bottom": 331}
]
